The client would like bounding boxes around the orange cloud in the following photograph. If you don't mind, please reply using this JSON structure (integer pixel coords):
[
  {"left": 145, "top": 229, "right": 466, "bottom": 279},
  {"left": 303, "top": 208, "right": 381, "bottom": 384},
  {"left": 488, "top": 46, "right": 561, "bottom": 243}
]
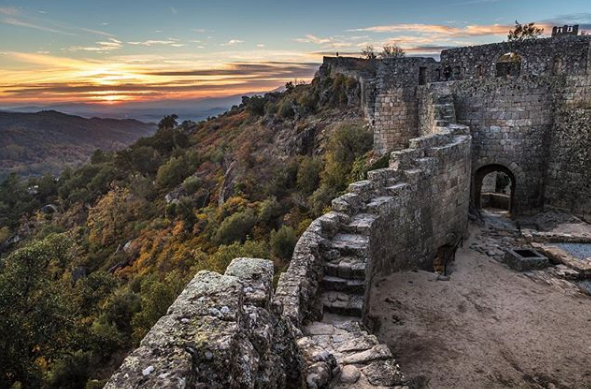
[
  {"left": 0, "top": 51, "right": 318, "bottom": 105},
  {"left": 349, "top": 23, "right": 514, "bottom": 37}
]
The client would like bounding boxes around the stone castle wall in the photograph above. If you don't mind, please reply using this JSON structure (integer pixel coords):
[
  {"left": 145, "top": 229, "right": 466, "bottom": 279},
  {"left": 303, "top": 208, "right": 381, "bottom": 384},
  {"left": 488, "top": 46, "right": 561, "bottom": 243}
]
[
  {"left": 450, "top": 76, "right": 555, "bottom": 213},
  {"left": 440, "top": 37, "right": 591, "bottom": 80},
  {"left": 319, "top": 35, "right": 591, "bottom": 216},
  {"left": 545, "top": 75, "right": 591, "bottom": 219}
]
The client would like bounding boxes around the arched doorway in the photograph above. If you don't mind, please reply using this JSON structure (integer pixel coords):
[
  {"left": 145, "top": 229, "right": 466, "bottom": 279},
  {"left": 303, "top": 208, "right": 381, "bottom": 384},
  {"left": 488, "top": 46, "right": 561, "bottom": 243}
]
[
  {"left": 473, "top": 164, "right": 516, "bottom": 216},
  {"left": 496, "top": 52, "right": 522, "bottom": 78}
]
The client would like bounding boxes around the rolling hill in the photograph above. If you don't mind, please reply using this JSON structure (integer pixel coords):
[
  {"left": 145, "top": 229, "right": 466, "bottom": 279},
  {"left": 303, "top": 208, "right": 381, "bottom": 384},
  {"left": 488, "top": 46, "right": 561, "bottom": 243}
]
[{"left": 0, "top": 110, "right": 156, "bottom": 178}]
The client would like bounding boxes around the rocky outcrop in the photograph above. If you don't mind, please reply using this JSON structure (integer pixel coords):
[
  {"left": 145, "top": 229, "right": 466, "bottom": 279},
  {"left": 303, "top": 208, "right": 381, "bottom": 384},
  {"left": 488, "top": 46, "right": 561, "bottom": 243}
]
[{"left": 105, "top": 258, "right": 298, "bottom": 389}]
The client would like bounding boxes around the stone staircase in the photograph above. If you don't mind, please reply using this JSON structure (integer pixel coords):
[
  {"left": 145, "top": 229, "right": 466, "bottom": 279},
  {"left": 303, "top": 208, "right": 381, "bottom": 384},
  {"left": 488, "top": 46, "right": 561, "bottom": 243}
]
[
  {"left": 320, "top": 182, "right": 412, "bottom": 320},
  {"left": 432, "top": 89, "right": 456, "bottom": 128},
  {"left": 321, "top": 232, "right": 370, "bottom": 317},
  {"left": 289, "top": 125, "right": 470, "bottom": 388},
  {"left": 299, "top": 179, "right": 415, "bottom": 387}
]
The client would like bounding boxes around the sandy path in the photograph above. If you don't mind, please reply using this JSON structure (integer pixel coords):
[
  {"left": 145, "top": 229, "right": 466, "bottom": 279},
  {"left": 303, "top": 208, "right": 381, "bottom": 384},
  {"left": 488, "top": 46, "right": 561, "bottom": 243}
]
[{"left": 369, "top": 224, "right": 591, "bottom": 389}]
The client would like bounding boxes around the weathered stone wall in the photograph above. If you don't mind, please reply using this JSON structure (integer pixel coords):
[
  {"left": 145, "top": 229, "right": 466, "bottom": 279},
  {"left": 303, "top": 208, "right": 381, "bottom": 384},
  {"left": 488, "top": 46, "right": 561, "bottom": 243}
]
[
  {"left": 372, "top": 58, "right": 439, "bottom": 153},
  {"left": 450, "top": 76, "right": 555, "bottom": 213},
  {"left": 105, "top": 258, "right": 299, "bottom": 389},
  {"left": 545, "top": 76, "right": 591, "bottom": 219},
  {"left": 367, "top": 125, "right": 472, "bottom": 275},
  {"left": 440, "top": 36, "right": 591, "bottom": 79}
]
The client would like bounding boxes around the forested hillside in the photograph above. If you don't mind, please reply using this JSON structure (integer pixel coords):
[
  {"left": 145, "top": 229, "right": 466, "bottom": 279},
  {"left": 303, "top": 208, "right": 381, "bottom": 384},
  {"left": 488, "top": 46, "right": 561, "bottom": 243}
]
[
  {"left": 0, "top": 75, "right": 385, "bottom": 389},
  {"left": 0, "top": 111, "right": 155, "bottom": 179}
]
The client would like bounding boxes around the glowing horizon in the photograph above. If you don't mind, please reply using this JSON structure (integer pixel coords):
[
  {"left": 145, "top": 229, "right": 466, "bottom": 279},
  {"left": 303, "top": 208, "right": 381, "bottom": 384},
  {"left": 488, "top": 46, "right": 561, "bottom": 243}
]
[{"left": 0, "top": 0, "right": 590, "bottom": 106}]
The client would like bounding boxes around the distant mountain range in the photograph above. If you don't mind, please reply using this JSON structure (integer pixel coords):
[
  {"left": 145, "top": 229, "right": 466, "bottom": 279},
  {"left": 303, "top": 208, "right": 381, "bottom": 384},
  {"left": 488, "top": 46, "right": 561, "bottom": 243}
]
[
  {"left": 0, "top": 93, "right": 262, "bottom": 122},
  {"left": 0, "top": 110, "right": 156, "bottom": 179}
]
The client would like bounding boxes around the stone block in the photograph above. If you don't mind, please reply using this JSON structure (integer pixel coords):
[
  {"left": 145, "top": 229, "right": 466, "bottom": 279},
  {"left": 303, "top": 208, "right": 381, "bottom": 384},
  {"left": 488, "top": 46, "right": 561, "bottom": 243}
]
[{"left": 504, "top": 248, "right": 549, "bottom": 271}]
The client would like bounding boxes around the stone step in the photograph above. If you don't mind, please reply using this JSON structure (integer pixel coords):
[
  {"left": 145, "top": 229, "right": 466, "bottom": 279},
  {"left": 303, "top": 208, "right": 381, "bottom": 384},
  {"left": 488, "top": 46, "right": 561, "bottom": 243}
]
[
  {"left": 342, "top": 213, "right": 378, "bottom": 235},
  {"left": 322, "top": 291, "right": 364, "bottom": 317},
  {"left": 330, "top": 234, "right": 369, "bottom": 257},
  {"left": 366, "top": 196, "right": 394, "bottom": 215},
  {"left": 385, "top": 182, "right": 410, "bottom": 197},
  {"left": 325, "top": 257, "right": 367, "bottom": 280},
  {"left": 322, "top": 276, "right": 365, "bottom": 294}
]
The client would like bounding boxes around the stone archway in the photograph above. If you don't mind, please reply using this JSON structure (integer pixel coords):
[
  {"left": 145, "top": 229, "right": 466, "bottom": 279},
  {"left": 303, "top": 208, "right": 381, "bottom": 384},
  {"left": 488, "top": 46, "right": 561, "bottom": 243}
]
[{"left": 472, "top": 164, "right": 516, "bottom": 216}]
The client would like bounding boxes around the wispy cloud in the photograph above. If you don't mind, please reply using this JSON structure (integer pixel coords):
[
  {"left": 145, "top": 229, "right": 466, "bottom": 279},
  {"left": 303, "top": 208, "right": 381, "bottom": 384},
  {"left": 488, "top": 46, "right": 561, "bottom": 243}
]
[
  {"left": 0, "top": 7, "right": 18, "bottom": 15},
  {"left": 349, "top": 23, "right": 512, "bottom": 37},
  {"left": 221, "top": 39, "right": 244, "bottom": 46},
  {"left": 128, "top": 39, "right": 185, "bottom": 47},
  {"left": 1, "top": 17, "right": 71, "bottom": 34},
  {"left": 294, "top": 34, "right": 352, "bottom": 48},
  {"left": 0, "top": 9, "right": 112, "bottom": 37},
  {"left": 144, "top": 62, "right": 318, "bottom": 78},
  {"left": 66, "top": 38, "right": 123, "bottom": 52}
]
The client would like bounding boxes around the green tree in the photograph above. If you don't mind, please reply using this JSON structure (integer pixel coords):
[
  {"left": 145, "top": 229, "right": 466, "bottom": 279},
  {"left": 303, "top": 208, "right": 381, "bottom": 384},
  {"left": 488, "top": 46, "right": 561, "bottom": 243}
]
[
  {"left": 270, "top": 225, "right": 298, "bottom": 259},
  {"left": 0, "top": 234, "right": 76, "bottom": 388},
  {"left": 131, "top": 272, "right": 185, "bottom": 342},
  {"left": 182, "top": 175, "right": 202, "bottom": 195},
  {"left": 278, "top": 100, "right": 295, "bottom": 118},
  {"left": 323, "top": 123, "right": 373, "bottom": 190},
  {"left": 297, "top": 157, "right": 322, "bottom": 195},
  {"left": 126, "top": 146, "right": 161, "bottom": 174},
  {"left": 156, "top": 156, "right": 191, "bottom": 189},
  {"left": 90, "top": 149, "right": 108, "bottom": 164},
  {"left": 158, "top": 114, "right": 179, "bottom": 130},
  {"left": 244, "top": 95, "right": 267, "bottom": 116},
  {"left": 214, "top": 208, "right": 257, "bottom": 245},
  {"left": 508, "top": 21, "right": 544, "bottom": 41}
]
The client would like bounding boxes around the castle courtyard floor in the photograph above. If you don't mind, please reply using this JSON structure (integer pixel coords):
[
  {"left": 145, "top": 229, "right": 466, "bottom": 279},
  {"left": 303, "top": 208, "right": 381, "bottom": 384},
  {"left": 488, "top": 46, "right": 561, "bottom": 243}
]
[{"left": 369, "top": 221, "right": 591, "bottom": 389}]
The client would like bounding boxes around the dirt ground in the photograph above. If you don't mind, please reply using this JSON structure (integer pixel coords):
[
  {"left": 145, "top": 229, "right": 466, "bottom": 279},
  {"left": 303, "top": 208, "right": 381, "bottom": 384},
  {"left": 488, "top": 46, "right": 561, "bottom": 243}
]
[{"left": 369, "top": 221, "right": 591, "bottom": 389}]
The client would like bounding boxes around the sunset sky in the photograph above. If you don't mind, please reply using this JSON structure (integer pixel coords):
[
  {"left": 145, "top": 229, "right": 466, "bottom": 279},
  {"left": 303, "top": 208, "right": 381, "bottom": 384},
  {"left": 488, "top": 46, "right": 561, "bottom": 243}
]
[{"left": 0, "top": 0, "right": 590, "bottom": 105}]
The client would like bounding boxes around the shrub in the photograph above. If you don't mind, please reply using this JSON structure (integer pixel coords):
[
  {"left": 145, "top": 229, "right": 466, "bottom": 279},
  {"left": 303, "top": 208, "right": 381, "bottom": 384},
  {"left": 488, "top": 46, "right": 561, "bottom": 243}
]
[
  {"left": 323, "top": 123, "right": 373, "bottom": 191},
  {"left": 258, "top": 197, "right": 283, "bottom": 227},
  {"left": 156, "top": 156, "right": 190, "bottom": 189},
  {"left": 176, "top": 197, "right": 197, "bottom": 228},
  {"left": 265, "top": 102, "right": 278, "bottom": 115},
  {"left": 126, "top": 146, "right": 161, "bottom": 175},
  {"left": 214, "top": 208, "right": 257, "bottom": 245},
  {"left": 297, "top": 91, "right": 317, "bottom": 114},
  {"left": 270, "top": 226, "right": 298, "bottom": 260},
  {"left": 182, "top": 176, "right": 202, "bottom": 195},
  {"left": 278, "top": 100, "right": 295, "bottom": 118},
  {"left": 245, "top": 95, "right": 267, "bottom": 116},
  {"left": 297, "top": 157, "right": 322, "bottom": 195},
  {"left": 310, "top": 185, "right": 337, "bottom": 216}
]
